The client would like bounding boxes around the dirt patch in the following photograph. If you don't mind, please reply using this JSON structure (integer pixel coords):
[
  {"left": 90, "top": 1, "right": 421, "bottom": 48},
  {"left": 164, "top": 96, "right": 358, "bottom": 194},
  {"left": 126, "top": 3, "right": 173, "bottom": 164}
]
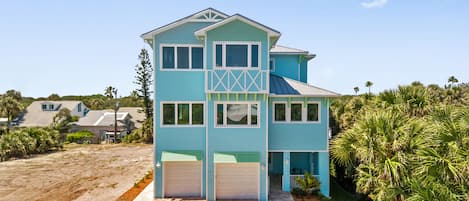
[
  {"left": 117, "top": 170, "right": 153, "bottom": 201},
  {"left": 0, "top": 143, "right": 153, "bottom": 201}
]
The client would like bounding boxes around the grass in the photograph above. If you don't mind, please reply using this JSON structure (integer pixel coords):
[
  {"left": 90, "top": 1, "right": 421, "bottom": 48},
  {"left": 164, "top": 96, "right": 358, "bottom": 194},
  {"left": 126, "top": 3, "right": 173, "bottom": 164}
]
[{"left": 330, "top": 177, "right": 358, "bottom": 201}]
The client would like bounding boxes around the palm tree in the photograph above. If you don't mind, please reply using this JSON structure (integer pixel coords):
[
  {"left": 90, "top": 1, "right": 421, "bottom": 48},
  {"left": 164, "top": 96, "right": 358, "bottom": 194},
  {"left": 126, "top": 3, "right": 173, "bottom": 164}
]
[
  {"left": 331, "top": 108, "right": 426, "bottom": 199},
  {"left": 365, "top": 81, "right": 373, "bottom": 94},
  {"left": 0, "top": 96, "right": 24, "bottom": 133},
  {"left": 353, "top": 87, "right": 359, "bottom": 95},
  {"left": 104, "top": 86, "right": 116, "bottom": 99},
  {"left": 448, "top": 76, "right": 459, "bottom": 88}
]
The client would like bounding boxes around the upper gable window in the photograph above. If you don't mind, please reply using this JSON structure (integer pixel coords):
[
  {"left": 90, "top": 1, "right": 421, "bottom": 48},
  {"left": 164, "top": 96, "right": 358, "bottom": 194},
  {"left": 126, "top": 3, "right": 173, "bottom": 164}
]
[
  {"left": 214, "top": 42, "right": 260, "bottom": 68},
  {"left": 161, "top": 44, "right": 204, "bottom": 70}
]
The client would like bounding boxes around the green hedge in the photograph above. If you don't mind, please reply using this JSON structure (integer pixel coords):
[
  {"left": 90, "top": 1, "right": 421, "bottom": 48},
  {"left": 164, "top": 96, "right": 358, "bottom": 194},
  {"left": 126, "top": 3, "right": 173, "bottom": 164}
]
[
  {"left": 0, "top": 128, "right": 62, "bottom": 161},
  {"left": 66, "top": 131, "right": 95, "bottom": 144}
]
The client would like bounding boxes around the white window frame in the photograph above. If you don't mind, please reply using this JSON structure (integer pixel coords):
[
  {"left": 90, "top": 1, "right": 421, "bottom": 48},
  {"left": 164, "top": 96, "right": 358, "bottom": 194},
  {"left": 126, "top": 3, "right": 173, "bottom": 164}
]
[
  {"left": 160, "top": 101, "right": 205, "bottom": 127},
  {"left": 272, "top": 101, "right": 321, "bottom": 124},
  {"left": 159, "top": 44, "right": 204, "bottom": 71},
  {"left": 214, "top": 101, "right": 260, "bottom": 128},
  {"left": 213, "top": 41, "right": 261, "bottom": 69}
]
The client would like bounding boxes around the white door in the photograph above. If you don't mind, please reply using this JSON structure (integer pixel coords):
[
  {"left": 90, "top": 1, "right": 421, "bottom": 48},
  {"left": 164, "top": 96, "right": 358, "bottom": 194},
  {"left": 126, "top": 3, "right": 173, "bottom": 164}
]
[
  {"left": 216, "top": 163, "right": 259, "bottom": 200},
  {"left": 164, "top": 161, "right": 202, "bottom": 197}
]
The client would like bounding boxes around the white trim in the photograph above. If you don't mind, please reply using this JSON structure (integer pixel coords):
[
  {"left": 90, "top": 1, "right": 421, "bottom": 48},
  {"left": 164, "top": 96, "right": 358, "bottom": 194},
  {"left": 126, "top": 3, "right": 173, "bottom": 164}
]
[
  {"left": 269, "top": 94, "right": 340, "bottom": 98},
  {"left": 141, "top": 8, "right": 228, "bottom": 40},
  {"left": 159, "top": 44, "right": 204, "bottom": 70},
  {"left": 213, "top": 41, "right": 261, "bottom": 68},
  {"left": 272, "top": 101, "right": 321, "bottom": 124},
  {"left": 195, "top": 15, "right": 280, "bottom": 38},
  {"left": 160, "top": 101, "right": 205, "bottom": 127},
  {"left": 213, "top": 101, "right": 261, "bottom": 128}
]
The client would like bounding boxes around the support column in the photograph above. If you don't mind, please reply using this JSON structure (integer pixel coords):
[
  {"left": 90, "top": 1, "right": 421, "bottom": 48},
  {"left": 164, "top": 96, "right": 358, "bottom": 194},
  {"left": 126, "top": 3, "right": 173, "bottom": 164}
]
[
  {"left": 282, "top": 151, "right": 290, "bottom": 192},
  {"left": 318, "top": 152, "right": 330, "bottom": 197}
]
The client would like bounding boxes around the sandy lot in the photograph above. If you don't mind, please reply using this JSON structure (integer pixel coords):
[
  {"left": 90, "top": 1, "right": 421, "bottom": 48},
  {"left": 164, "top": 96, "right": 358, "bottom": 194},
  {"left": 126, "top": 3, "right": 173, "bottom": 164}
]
[{"left": 0, "top": 144, "right": 153, "bottom": 201}]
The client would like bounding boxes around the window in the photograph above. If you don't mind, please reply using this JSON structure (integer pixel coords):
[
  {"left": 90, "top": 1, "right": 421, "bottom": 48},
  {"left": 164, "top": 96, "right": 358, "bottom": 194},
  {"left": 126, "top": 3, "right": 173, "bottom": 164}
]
[
  {"left": 269, "top": 58, "right": 275, "bottom": 71},
  {"left": 49, "top": 104, "right": 54, "bottom": 110},
  {"left": 162, "top": 103, "right": 204, "bottom": 126},
  {"left": 274, "top": 103, "right": 286, "bottom": 121},
  {"left": 42, "top": 104, "right": 47, "bottom": 110},
  {"left": 162, "top": 104, "right": 175, "bottom": 125},
  {"left": 307, "top": 103, "right": 319, "bottom": 122},
  {"left": 216, "top": 102, "right": 259, "bottom": 127},
  {"left": 77, "top": 103, "right": 82, "bottom": 112},
  {"left": 177, "top": 104, "right": 189, "bottom": 124},
  {"left": 290, "top": 104, "right": 302, "bottom": 121},
  {"left": 273, "top": 102, "right": 320, "bottom": 123},
  {"left": 191, "top": 47, "right": 203, "bottom": 69},
  {"left": 214, "top": 42, "right": 261, "bottom": 68},
  {"left": 161, "top": 45, "right": 204, "bottom": 69},
  {"left": 177, "top": 47, "right": 189, "bottom": 69},
  {"left": 226, "top": 45, "right": 247, "bottom": 67},
  {"left": 192, "top": 104, "right": 204, "bottom": 125},
  {"left": 162, "top": 47, "right": 175, "bottom": 69}
]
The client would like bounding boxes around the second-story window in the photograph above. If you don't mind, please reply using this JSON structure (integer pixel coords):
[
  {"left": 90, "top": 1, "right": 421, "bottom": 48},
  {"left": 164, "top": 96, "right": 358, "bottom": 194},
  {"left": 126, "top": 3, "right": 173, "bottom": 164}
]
[
  {"left": 162, "top": 102, "right": 204, "bottom": 126},
  {"left": 216, "top": 102, "right": 259, "bottom": 127},
  {"left": 273, "top": 102, "right": 320, "bottom": 123},
  {"left": 161, "top": 45, "right": 204, "bottom": 70},
  {"left": 214, "top": 42, "right": 260, "bottom": 68}
]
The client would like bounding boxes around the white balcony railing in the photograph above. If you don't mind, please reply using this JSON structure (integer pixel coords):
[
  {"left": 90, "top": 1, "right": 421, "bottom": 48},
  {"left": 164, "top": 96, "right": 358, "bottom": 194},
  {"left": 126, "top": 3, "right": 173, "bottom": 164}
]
[{"left": 207, "top": 69, "right": 268, "bottom": 93}]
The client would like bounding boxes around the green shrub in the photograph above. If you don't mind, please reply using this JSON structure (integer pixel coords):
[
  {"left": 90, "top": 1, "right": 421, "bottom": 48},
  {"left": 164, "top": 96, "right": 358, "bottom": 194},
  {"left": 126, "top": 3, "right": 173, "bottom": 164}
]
[
  {"left": 0, "top": 127, "right": 62, "bottom": 161},
  {"left": 66, "top": 130, "right": 95, "bottom": 144},
  {"left": 295, "top": 171, "right": 321, "bottom": 195}
]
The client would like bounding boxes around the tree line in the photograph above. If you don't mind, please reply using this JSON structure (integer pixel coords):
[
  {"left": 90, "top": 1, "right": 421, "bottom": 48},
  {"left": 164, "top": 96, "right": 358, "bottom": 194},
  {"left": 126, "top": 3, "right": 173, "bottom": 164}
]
[{"left": 330, "top": 77, "right": 468, "bottom": 200}]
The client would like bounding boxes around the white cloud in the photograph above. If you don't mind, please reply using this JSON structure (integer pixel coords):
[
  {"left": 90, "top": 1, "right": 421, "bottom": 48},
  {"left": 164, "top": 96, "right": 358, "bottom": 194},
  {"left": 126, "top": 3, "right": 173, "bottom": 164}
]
[{"left": 361, "top": 0, "right": 388, "bottom": 8}]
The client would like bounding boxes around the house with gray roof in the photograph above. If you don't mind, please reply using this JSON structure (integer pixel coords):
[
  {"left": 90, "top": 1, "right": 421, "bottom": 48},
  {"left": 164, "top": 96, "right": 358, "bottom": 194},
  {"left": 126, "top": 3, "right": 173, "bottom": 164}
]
[
  {"left": 72, "top": 107, "right": 145, "bottom": 142},
  {"left": 17, "top": 101, "right": 89, "bottom": 127}
]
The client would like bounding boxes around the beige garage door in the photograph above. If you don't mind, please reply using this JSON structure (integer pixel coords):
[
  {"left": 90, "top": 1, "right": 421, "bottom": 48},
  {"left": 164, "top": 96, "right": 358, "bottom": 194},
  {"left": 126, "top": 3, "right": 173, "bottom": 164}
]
[
  {"left": 216, "top": 163, "right": 259, "bottom": 200},
  {"left": 164, "top": 161, "right": 202, "bottom": 197}
]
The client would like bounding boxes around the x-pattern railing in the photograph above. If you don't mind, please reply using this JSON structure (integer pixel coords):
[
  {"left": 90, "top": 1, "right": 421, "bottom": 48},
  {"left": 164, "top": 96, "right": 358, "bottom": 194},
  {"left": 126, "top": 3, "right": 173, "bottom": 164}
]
[{"left": 209, "top": 69, "right": 267, "bottom": 92}]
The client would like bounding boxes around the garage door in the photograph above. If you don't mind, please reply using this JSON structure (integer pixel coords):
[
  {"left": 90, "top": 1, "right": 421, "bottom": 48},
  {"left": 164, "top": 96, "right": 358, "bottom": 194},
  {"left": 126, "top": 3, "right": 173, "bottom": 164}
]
[
  {"left": 216, "top": 163, "right": 259, "bottom": 200},
  {"left": 164, "top": 161, "right": 202, "bottom": 197}
]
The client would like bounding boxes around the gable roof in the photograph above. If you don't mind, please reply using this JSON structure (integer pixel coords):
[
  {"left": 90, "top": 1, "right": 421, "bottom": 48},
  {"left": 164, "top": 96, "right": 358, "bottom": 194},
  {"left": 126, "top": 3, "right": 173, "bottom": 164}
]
[
  {"left": 270, "top": 74, "right": 340, "bottom": 97},
  {"left": 141, "top": 8, "right": 229, "bottom": 40},
  {"left": 75, "top": 107, "right": 145, "bottom": 128},
  {"left": 194, "top": 14, "right": 281, "bottom": 39},
  {"left": 18, "top": 101, "right": 82, "bottom": 127}
]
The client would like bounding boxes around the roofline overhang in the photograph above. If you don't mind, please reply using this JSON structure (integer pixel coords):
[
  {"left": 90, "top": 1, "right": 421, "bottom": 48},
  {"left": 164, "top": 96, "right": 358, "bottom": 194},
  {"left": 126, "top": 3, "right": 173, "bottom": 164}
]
[
  {"left": 194, "top": 14, "right": 281, "bottom": 39},
  {"left": 140, "top": 8, "right": 229, "bottom": 40}
]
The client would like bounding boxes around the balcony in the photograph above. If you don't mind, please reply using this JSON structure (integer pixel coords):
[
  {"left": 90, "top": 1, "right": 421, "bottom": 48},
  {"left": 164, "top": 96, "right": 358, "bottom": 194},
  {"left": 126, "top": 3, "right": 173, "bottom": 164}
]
[{"left": 207, "top": 69, "right": 268, "bottom": 93}]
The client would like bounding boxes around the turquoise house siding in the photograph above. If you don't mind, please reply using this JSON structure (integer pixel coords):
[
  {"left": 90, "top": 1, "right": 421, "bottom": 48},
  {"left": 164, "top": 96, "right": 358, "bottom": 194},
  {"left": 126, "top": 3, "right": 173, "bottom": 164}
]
[
  {"left": 268, "top": 97, "right": 329, "bottom": 151},
  {"left": 271, "top": 55, "right": 300, "bottom": 81},
  {"left": 206, "top": 94, "right": 268, "bottom": 200}
]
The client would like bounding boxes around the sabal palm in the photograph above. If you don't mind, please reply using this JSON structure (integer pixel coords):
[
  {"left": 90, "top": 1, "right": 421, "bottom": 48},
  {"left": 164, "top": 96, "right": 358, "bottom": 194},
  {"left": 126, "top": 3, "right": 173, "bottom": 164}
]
[
  {"left": 0, "top": 96, "right": 23, "bottom": 133},
  {"left": 331, "top": 108, "right": 425, "bottom": 200}
]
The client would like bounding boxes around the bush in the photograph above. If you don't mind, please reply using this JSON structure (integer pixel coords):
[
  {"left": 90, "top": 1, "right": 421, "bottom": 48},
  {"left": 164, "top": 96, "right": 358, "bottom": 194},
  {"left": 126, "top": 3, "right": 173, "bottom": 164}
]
[
  {"left": 122, "top": 118, "right": 153, "bottom": 144},
  {"left": 0, "top": 127, "right": 62, "bottom": 161},
  {"left": 66, "top": 130, "right": 95, "bottom": 144},
  {"left": 295, "top": 171, "right": 321, "bottom": 195}
]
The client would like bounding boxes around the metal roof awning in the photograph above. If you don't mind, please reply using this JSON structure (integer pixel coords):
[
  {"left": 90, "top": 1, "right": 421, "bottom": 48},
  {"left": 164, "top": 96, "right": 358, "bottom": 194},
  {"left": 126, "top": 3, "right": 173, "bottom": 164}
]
[
  {"left": 214, "top": 152, "right": 260, "bottom": 163},
  {"left": 161, "top": 150, "right": 203, "bottom": 162}
]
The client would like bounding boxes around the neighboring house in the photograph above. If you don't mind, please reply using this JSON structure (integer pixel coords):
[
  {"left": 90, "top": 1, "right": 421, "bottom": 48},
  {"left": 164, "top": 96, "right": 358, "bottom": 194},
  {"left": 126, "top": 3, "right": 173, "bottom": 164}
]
[
  {"left": 141, "top": 8, "right": 339, "bottom": 200},
  {"left": 73, "top": 107, "right": 145, "bottom": 142},
  {"left": 17, "top": 101, "right": 89, "bottom": 127},
  {"left": 0, "top": 117, "right": 8, "bottom": 127}
]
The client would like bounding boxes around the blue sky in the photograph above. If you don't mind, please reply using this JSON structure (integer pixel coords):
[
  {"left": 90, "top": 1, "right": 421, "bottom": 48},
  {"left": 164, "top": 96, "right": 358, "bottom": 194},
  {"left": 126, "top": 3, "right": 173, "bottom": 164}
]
[{"left": 0, "top": 0, "right": 468, "bottom": 98}]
